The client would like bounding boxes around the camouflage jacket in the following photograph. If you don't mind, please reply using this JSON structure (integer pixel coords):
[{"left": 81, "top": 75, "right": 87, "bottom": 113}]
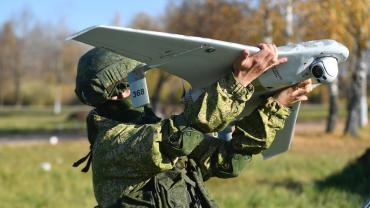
[{"left": 87, "top": 73, "right": 290, "bottom": 207}]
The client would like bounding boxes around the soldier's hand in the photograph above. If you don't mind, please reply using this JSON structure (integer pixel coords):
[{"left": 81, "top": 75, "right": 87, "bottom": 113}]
[
  {"left": 273, "top": 79, "right": 313, "bottom": 107},
  {"left": 232, "top": 43, "right": 288, "bottom": 87}
]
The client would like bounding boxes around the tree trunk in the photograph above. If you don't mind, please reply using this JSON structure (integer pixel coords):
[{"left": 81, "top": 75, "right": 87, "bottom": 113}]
[
  {"left": 326, "top": 79, "right": 339, "bottom": 133},
  {"left": 14, "top": 43, "right": 22, "bottom": 106},
  {"left": 54, "top": 85, "right": 62, "bottom": 115},
  {"left": 54, "top": 55, "right": 63, "bottom": 115},
  {"left": 262, "top": 0, "right": 273, "bottom": 44},
  {"left": 0, "top": 61, "right": 4, "bottom": 107},
  {"left": 358, "top": 60, "right": 368, "bottom": 127},
  {"left": 14, "top": 65, "right": 22, "bottom": 106},
  {"left": 0, "top": 85, "right": 3, "bottom": 107},
  {"left": 285, "top": 0, "right": 293, "bottom": 43},
  {"left": 344, "top": 50, "right": 366, "bottom": 137},
  {"left": 344, "top": 81, "right": 360, "bottom": 136},
  {"left": 360, "top": 94, "right": 368, "bottom": 127}
]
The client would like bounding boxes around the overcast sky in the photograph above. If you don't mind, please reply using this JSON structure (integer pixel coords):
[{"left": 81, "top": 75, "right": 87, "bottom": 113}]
[{"left": 0, "top": 0, "right": 168, "bottom": 32}]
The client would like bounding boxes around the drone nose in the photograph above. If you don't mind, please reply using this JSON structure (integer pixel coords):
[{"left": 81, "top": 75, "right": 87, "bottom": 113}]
[{"left": 312, "top": 65, "right": 324, "bottom": 78}]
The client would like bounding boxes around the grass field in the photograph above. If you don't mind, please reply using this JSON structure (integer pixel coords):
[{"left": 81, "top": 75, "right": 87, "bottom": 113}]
[
  {"left": 0, "top": 106, "right": 91, "bottom": 134},
  {"left": 0, "top": 132, "right": 369, "bottom": 208},
  {"left": 0, "top": 104, "right": 356, "bottom": 134},
  {"left": 0, "top": 105, "right": 369, "bottom": 207}
]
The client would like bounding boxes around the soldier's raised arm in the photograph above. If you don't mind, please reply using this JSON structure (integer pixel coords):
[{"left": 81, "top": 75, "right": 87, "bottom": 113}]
[
  {"left": 231, "top": 79, "right": 312, "bottom": 154},
  {"left": 172, "top": 43, "right": 288, "bottom": 133},
  {"left": 181, "top": 80, "right": 312, "bottom": 181},
  {"left": 158, "top": 44, "right": 291, "bottom": 179}
]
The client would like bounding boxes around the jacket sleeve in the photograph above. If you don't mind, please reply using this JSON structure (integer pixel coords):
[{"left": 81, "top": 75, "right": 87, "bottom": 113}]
[
  {"left": 231, "top": 97, "right": 291, "bottom": 155},
  {"left": 158, "top": 72, "right": 255, "bottom": 178},
  {"left": 185, "top": 98, "right": 291, "bottom": 180},
  {"left": 160, "top": 69, "right": 256, "bottom": 163},
  {"left": 174, "top": 71, "right": 254, "bottom": 133}
]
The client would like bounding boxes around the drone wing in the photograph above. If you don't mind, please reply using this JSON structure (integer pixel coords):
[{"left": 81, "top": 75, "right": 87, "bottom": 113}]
[
  {"left": 68, "top": 25, "right": 259, "bottom": 90},
  {"left": 262, "top": 101, "right": 301, "bottom": 159}
]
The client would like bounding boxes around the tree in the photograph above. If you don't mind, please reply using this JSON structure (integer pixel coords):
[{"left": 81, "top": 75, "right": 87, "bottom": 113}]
[
  {"left": 295, "top": 0, "right": 369, "bottom": 134},
  {"left": 130, "top": 12, "right": 161, "bottom": 31},
  {"left": 260, "top": 0, "right": 273, "bottom": 43},
  {"left": 52, "top": 22, "right": 84, "bottom": 113},
  {"left": 111, "top": 12, "right": 122, "bottom": 26},
  {"left": 164, "top": 0, "right": 250, "bottom": 43},
  {"left": 13, "top": 8, "right": 35, "bottom": 106},
  {"left": 0, "top": 27, "right": 4, "bottom": 106},
  {"left": 326, "top": 79, "right": 339, "bottom": 132},
  {"left": 298, "top": 0, "right": 345, "bottom": 133},
  {"left": 0, "top": 22, "right": 19, "bottom": 106},
  {"left": 342, "top": 0, "right": 369, "bottom": 136},
  {"left": 284, "top": 0, "right": 293, "bottom": 43}
]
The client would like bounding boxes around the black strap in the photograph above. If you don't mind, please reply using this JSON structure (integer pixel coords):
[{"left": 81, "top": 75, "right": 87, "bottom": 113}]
[
  {"left": 72, "top": 150, "right": 92, "bottom": 173},
  {"left": 187, "top": 159, "right": 215, "bottom": 208},
  {"left": 119, "top": 194, "right": 156, "bottom": 208}
]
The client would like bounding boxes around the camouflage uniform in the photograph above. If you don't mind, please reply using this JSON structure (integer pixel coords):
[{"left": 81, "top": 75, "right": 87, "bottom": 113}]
[{"left": 74, "top": 48, "right": 290, "bottom": 208}]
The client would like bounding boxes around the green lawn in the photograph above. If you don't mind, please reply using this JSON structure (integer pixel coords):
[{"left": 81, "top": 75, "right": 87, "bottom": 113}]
[
  {"left": 0, "top": 106, "right": 91, "bottom": 134},
  {"left": 0, "top": 104, "right": 369, "bottom": 207},
  {"left": 0, "top": 135, "right": 369, "bottom": 208},
  {"left": 207, "top": 142, "right": 369, "bottom": 208},
  {"left": 0, "top": 104, "right": 362, "bottom": 134}
]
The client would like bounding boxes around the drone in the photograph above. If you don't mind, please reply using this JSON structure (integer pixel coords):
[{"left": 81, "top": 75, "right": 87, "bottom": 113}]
[{"left": 68, "top": 25, "right": 349, "bottom": 159}]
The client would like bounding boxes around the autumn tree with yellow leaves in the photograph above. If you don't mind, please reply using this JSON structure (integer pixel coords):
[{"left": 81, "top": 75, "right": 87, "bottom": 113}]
[
  {"left": 0, "top": 22, "right": 19, "bottom": 106},
  {"left": 296, "top": 0, "right": 369, "bottom": 135}
]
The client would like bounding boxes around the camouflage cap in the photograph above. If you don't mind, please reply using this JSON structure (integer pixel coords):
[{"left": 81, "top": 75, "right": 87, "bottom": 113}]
[{"left": 75, "top": 47, "right": 141, "bottom": 106}]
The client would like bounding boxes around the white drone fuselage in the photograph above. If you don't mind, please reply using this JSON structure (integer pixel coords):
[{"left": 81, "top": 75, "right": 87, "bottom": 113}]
[{"left": 255, "top": 40, "right": 347, "bottom": 92}]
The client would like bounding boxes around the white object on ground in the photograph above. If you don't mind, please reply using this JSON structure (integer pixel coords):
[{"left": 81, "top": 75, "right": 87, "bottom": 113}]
[
  {"left": 40, "top": 162, "right": 52, "bottom": 171},
  {"left": 49, "top": 136, "right": 58, "bottom": 145}
]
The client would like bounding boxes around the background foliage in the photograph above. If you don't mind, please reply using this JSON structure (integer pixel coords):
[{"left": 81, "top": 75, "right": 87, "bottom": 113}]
[{"left": 0, "top": 0, "right": 368, "bottom": 106}]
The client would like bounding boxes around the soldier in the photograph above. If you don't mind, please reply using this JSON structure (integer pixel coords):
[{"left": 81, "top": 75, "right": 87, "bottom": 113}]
[{"left": 74, "top": 45, "right": 312, "bottom": 207}]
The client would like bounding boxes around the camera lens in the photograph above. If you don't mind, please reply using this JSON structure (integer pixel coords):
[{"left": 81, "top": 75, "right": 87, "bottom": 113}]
[{"left": 312, "top": 65, "right": 324, "bottom": 78}]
